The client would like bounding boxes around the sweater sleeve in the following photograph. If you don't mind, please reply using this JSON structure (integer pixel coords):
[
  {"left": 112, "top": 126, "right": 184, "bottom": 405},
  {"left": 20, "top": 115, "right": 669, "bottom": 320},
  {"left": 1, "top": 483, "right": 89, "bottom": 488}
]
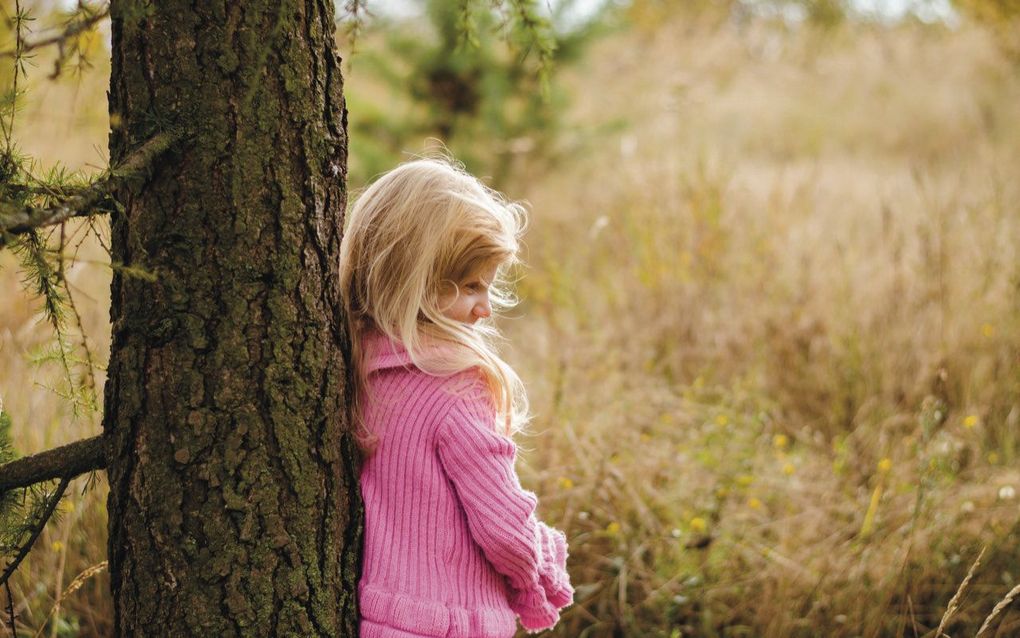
[{"left": 436, "top": 385, "right": 574, "bottom": 633}]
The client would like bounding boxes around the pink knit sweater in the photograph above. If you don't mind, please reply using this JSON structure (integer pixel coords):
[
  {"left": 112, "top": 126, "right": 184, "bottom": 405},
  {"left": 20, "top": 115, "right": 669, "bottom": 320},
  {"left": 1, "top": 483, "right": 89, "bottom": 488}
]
[{"left": 357, "top": 329, "right": 574, "bottom": 638}]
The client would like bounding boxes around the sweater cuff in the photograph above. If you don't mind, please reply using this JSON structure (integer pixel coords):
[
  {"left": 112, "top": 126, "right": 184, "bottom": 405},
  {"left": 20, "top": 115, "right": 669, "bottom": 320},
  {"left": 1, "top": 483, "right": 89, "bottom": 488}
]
[
  {"left": 537, "top": 523, "right": 574, "bottom": 609},
  {"left": 508, "top": 585, "right": 561, "bottom": 633}
]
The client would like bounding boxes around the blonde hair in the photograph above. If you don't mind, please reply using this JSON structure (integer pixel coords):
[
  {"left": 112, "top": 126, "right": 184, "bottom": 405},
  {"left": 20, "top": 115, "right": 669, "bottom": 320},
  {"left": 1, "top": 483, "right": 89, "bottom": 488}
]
[{"left": 339, "top": 154, "right": 531, "bottom": 457}]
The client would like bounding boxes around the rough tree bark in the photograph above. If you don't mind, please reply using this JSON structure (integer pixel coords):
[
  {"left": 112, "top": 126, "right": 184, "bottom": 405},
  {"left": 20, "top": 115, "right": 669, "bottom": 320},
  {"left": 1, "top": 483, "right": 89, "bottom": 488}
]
[{"left": 104, "top": 1, "right": 361, "bottom": 635}]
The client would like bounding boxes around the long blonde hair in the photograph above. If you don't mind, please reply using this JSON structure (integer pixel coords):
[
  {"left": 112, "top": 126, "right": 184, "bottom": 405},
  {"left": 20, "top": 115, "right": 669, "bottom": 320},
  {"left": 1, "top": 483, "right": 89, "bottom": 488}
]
[{"left": 339, "top": 154, "right": 530, "bottom": 457}]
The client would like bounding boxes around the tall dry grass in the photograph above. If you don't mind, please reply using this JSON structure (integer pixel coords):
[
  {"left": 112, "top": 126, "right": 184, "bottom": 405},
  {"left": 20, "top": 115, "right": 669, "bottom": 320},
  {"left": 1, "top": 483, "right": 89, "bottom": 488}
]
[
  {"left": 498, "top": 13, "right": 1020, "bottom": 638},
  {"left": 0, "top": 8, "right": 1018, "bottom": 638}
]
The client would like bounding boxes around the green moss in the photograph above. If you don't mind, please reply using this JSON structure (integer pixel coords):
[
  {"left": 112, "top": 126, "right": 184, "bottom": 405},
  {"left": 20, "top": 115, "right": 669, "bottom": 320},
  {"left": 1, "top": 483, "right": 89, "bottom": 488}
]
[{"left": 217, "top": 49, "right": 240, "bottom": 74}]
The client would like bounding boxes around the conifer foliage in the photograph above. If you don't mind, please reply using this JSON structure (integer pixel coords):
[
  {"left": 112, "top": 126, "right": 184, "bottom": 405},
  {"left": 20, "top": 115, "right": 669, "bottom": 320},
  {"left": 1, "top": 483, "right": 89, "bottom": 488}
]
[{"left": 341, "top": 0, "right": 613, "bottom": 186}]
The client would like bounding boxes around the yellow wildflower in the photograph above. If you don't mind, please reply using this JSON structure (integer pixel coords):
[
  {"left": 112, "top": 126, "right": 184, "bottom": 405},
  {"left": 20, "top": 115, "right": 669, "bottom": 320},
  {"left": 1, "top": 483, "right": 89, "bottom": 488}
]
[
  {"left": 748, "top": 497, "right": 762, "bottom": 510},
  {"left": 877, "top": 458, "right": 892, "bottom": 473},
  {"left": 715, "top": 414, "right": 729, "bottom": 427},
  {"left": 605, "top": 521, "right": 621, "bottom": 536},
  {"left": 963, "top": 415, "right": 978, "bottom": 429},
  {"left": 981, "top": 323, "right": 995, "bottom": 338},
  {"left": 773, "top": 434, "right": 789, "bottom": 450},
  {"left": 557, "top": 476, "right": 574, "bottom": 489},
  {"left": 782, "top": 462, "right": 795, "bottom": 476},
  {"left": 51, "top": 541, "right": 64, "bottom": 552},
  {"left": 689, "top": 517, "right": 707, "bottom": 533},
  {"left": 860, "top": 482, "right": 884, "bottom": 538}
]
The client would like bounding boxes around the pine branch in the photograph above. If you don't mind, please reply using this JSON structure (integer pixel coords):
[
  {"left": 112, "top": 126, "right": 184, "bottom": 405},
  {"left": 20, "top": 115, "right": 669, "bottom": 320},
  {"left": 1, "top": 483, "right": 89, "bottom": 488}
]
[
  {"left": 0, "top": 436, "right": 107, "bottom": 496},
  {"left": 58, "top": 222, "right": 100, "bottom": 416},
  {"left": 4, "top": 580, "right": 13, "bottom": 637},
  {"left": 0, "top": 5, "right": 110, "bottom": 61},
  {"left": 0, "top": 476, "right": 69, "bottom": 589},
  {"left": 338, "top": 0, "right": 375, "bottom": 54},
  {"left": 0, "top": 131, "right": 179, "bottom": 247}
]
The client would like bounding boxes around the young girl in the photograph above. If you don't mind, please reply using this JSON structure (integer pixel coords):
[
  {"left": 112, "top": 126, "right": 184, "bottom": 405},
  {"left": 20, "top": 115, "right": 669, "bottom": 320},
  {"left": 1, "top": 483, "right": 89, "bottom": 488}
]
[{"left": 339, "top": 156, "right": 574, "bottom": 638}]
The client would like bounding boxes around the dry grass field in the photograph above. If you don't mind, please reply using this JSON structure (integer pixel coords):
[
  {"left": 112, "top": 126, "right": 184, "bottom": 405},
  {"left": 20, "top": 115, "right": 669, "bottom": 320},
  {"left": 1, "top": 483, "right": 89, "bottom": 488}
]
[{"left": 1, "top": 4, "right": 1018, "bottom": 637}]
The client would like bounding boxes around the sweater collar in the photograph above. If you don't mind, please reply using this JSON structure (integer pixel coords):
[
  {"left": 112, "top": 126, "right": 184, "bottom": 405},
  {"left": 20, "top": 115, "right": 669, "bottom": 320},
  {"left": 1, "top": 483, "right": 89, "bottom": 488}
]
[
  {"left": 361, "top": 328, "right": 471, "bottom": 375},
  {"left": 362, "top": 329, "right": 415, "bottom": 375}
]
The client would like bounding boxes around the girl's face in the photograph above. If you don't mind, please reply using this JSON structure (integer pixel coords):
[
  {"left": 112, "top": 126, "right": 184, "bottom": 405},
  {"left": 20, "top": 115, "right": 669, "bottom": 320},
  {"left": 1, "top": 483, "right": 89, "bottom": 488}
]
[{"left": 437, "top": 262, "right": 500, "bottom": 325}]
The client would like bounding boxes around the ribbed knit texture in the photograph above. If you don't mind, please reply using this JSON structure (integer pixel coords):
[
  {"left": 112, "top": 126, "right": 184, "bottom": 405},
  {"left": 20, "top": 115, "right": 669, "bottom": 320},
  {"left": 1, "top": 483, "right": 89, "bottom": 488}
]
[{"left": 357, "top": 329, "right": 574, "bottom": 638}]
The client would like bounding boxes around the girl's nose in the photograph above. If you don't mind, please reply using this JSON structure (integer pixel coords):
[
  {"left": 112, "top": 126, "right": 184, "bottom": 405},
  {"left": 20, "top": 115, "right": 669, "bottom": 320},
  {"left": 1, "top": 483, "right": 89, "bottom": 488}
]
[{"left": 474, "top": 299, "right": 491, "bottom": 319}]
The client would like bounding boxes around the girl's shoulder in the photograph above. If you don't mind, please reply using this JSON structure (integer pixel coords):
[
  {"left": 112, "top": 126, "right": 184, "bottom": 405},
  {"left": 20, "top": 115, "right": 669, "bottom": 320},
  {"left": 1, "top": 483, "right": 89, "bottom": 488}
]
[
  {"left": 439, "top": 365, "right": 492, "bottom": 404},
  {"left": 436, "top": 368, "right": 512, "bottom": 452}
]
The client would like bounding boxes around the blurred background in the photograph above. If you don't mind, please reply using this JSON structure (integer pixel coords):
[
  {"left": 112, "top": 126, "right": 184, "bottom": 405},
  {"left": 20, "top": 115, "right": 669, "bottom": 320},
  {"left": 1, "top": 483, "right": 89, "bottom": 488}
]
[{"left": 1, "top": 0, "right": 1018, "bottom": 635}]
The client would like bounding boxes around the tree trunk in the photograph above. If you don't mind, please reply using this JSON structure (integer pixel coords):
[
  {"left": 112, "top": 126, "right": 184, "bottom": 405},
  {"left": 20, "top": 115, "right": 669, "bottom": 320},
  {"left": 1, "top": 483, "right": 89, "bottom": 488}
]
[{"left": 103, "top": 1, "right": 360, "bottom": 635}]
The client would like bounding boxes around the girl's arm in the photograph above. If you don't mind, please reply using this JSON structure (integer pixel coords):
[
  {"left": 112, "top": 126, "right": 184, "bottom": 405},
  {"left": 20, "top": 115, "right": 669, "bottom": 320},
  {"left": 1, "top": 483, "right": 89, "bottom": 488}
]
[{"left": 436, "top": 386, "right": 574, "bottom": 633}]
